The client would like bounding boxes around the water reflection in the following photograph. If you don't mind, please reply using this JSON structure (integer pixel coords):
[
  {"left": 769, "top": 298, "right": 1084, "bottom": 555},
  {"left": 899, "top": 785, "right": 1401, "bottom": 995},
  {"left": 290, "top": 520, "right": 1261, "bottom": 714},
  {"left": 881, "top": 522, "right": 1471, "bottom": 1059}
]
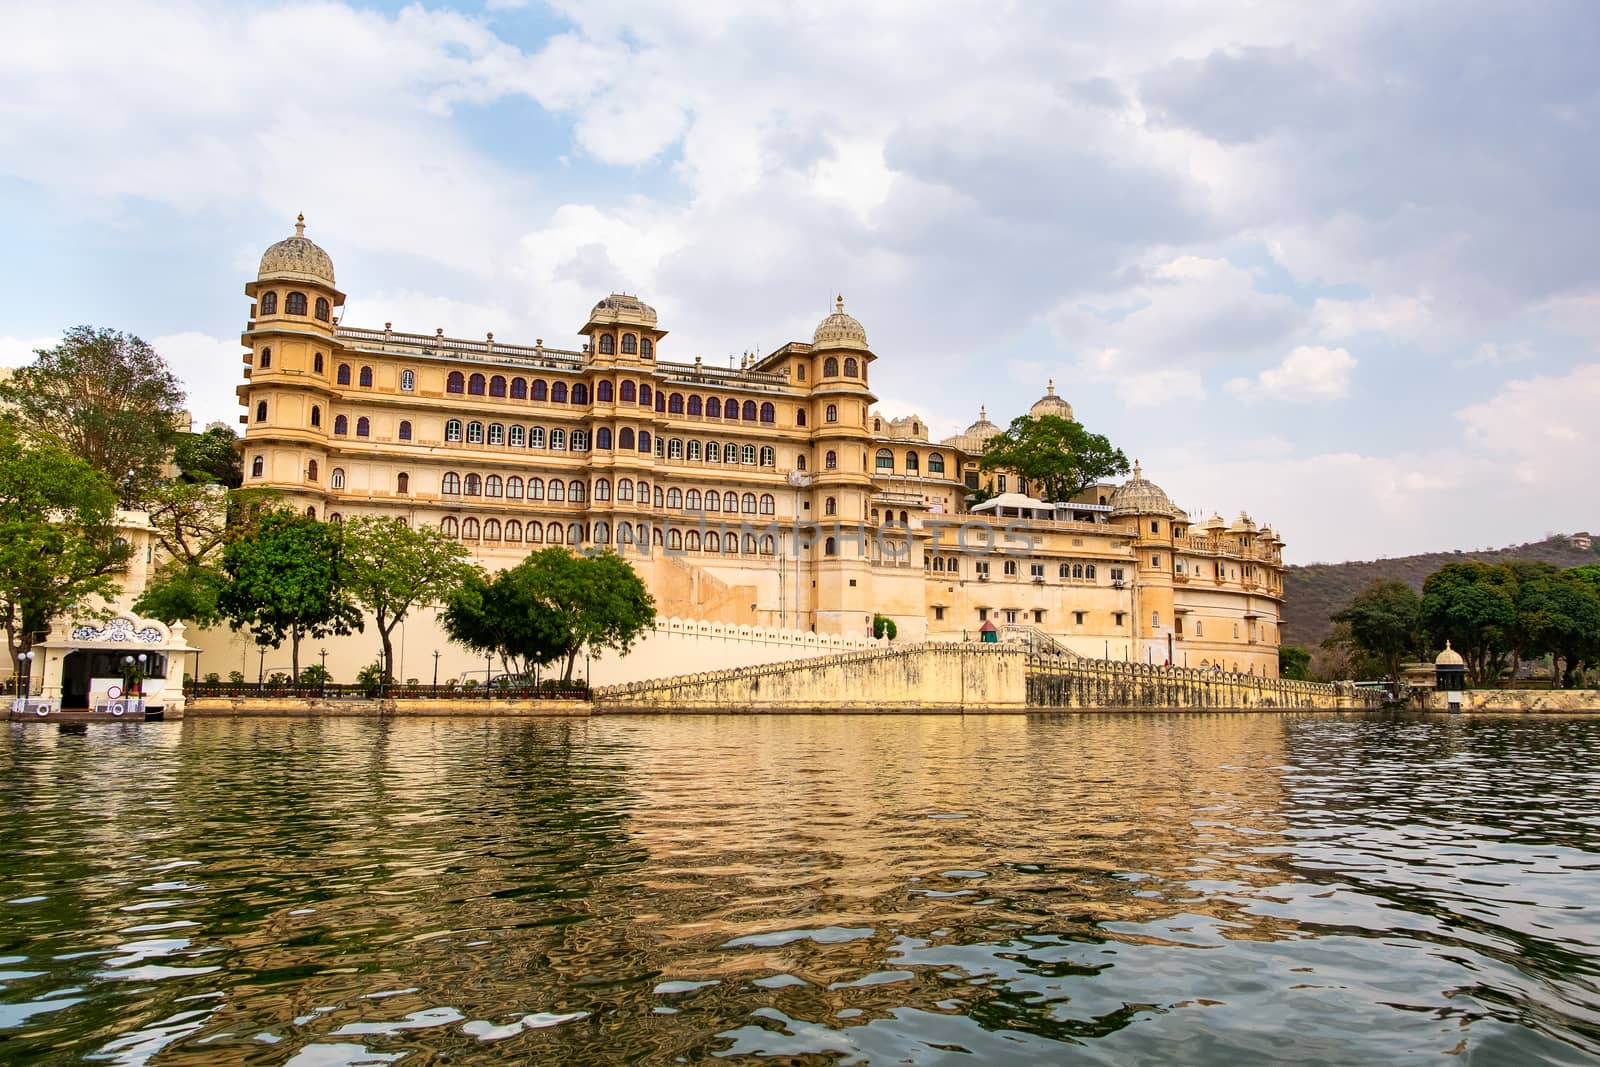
[{"left": 1, "top": 713, "right": 1597, "bottom": 1064}]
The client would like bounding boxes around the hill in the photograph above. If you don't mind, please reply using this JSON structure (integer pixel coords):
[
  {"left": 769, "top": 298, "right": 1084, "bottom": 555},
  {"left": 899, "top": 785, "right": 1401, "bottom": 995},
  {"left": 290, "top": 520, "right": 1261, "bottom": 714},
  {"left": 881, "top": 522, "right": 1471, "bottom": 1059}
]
[{"left": 1282, "top": 535, "right": 1599, "bottom": 649}]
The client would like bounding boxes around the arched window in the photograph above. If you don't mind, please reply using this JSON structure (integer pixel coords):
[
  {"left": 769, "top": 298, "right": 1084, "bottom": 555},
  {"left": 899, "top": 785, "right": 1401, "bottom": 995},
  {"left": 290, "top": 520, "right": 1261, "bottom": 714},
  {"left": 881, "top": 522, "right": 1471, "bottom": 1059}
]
[
  {"left": 306, "top": 459, "right": 319, "bottom": 481},
  {"left": 260, "top": 292, "right": 277, "bottom": 315},
  {"left": 876, "top": 449, "right": 894, "bottom": 471},
  {"left": 357, "top": 417, "right": 371, "bottom": 437},
  {"left": 621, "top": 334, "right": 637, "bottom": 355},
  {"left": 796, "top": 408, "right": 806, "bottom": 427},
  {"left": 259, "top": 347, "right": 272, "bottom": 369},
  {"left": 510, "top": 377, "right": 526, "bottom": 399},
  {"left": 741, "top": 493, "right": 757, "bottom": 514},
  {"left": 401, "top": 369, "right": 415, "bottom": 391},
  {"left": 528, "top": 477, "right": 545, "bottom": 501},
  {"left": 569, "top": 480, "right": 585, "bottom": 503},
  {"left": 620, "top": 381, "right": 636, "bottom": 403},
  {"left": 550, "top": 428, "right": 566, "bottom": 450},
  {"left": 597, "top": 380, "right": 614, "bottom": 403},
  {"left": 250, "top": 455, "right": 264, "bottom": 478},
  {"left": 314, "top": 297, "right": 330, "bottom": 321},
  {"left": 598, "top": 334, "right": 615, "bottom": 355},
  {"left": 825, "top": 537, "right": 837, "bottom": 556},
  {"left": 490, "top": 375, "right": 506, "bottom": 398},
  {"left": 823, "top": 357, "right": 838, "bottom": 376},
  {"left": 528, "top": 522, "right": 543, "bottom": 544},
  {"left": 688, "top": 395, "right": 703, "bottom": 417},
  {"left": 685, "top": 530, "right": 702, "bottom": 551},
  {"left": 704, "top": 488, "right": 719, "bottom": 512},
  {"left": 549, "top": 479, "right": 565, "bottom": 502},
  {"left": 335, "top": 363, "right": 350, "bottom": 385},
  {"left": 742, "top": 401, "right": 757, "bottom": 421},
  {"left": 330, "top": 467, "right": 344, "bottom": 489},
  {"left": 687, "top": 440, "right": 702, "bottom": 461},
  {"left": 286, "top": 291, "right": 308, "bottom": 315},
  {"left": 310, "top": 405, "right": 321, "bottom": 428},
  {"left": 464, "top": 473, "right": 481, "bottom": 496},
  {"left": 1073, "top": 564, "right": 1084, "bottom": 579},
  {"left": 547, "top": 522, "right": 564, "bottom": 544},
  {"left": 445, "top": 419, "right": 462, "bottom": 442},
  {"left": 468, "top": 373, "right": 485, "bottom": 396},
  {"left": 397, "top": 472, "right": 409, "bottom": 494},
  {"left": 723, "top": 490, "right": 738, "bottom": 512},
  {"left": 826, "top": 404, "right": 838, "bottom": 423},
  {"left": 641, "top": 338, "right": 654, "bottom": 358},
  {"left": 572, "top": 383, "right": 589, "bottom": 405},
  {"left": 667, "top": 528, "right": 682, "bottom": 550},
  {"left": 670, "top": 393, "right": 685, "bottom": 414},
  {"left": 825, "top": 450, "right": 838, "bottom": 469},
  {"left": 551, "top": 382, "right": 568, "bottom": 404},
  {"left": 484, "top": 519, "right": 501, "bottom": 542},
  {"left": 706, "top": 397, "right": 722, "bottom": 418},
  {"left": 571, "top": 428, "right": 588, "bottom": 452},
  {"left": 398, "top": 420, "right": 412, "bottom": 442},
  {"left": 506, "top": 476, "right": 523, "bottom": 499},
  {"left": 761, "top": 535, "right": 775, "bottom": 556},
  {"left": 488, "top": 423, "right": 505, "bottom": 446},
  {"left": 1086, "top": 564, "right": 1096, "bottom": 580},
  {"left": 333, "top": 414, "right": 348, "bottom": 435},
  {"left": 844, "top": 357, "right": 858, "bottom": 377},
  {"left": 594, "top": 521, "right": 610, "bottom": 544},
  {"left": 705, "top": 531, "right": 720, "bottom": 552},
  {"left": 528, "top": 426, "right": 545, "bottom": 448},
  {"left": 595, "top": 478, "right": 611, "bottom": 502},
  {"left": 313, "top": 352, "right": 323, "bottom": 374},
  {"left": 638, "top": 431, "right": 651, "bottom": 453},
  {"left": 463, "top": 517, "right": 480, "bottom": 540},
  {"left": 796, "top": 455, "right": 807, "bottom": 471},
  {"left": 743, "top": 534, "right": 757, "bottom": 554},
  {"left": 466, "top": 421, "right": 484, "bottom": 444},
  {"left": 618, "top": 428, "right": 635, "bottom": 450},
  {"left": 596, "top": 427, "right": 613, "bottom": 450},
  {"left": 639, "top": 384, "right": 652, "bottom": 406},
  {"left": 825, "top": 497, "right": 837, "bottom": 516},
  {"left": 353, "top": 366, "right": 370, "bottom": 389},
  {"left": 739, "top": 444, "right": 755, "bottom": 464},
  {"left": 531, "top": 379, "right": 548, "bottom": 401},
  {"left": 447, "top": 371, "right": 464, "bottom": 394},
  {"left": 668, "top": 438, "right": 683, "bottom": 460},
  {"left": 442, "top": 517, "right": 459, "bottom": 537},
  {"left": 727, "top": 399, "right": 742, "bottom": 421},
  {"left": 705, "top": 440, "right": 720, "bottom": 464},
  {"left": 618, "top": 479, "right": 634, "bottom": 502},
  {"left": 683, "top": 488, "right": 699, "bottom": 510},
  {"left": 905, "top": 452, "right": 919, "bottom": 472},
  {"left": 760, "top": 402, "right": 775, "bottom": 423},
  {"left": 508, "top": 425, "right": 525, "bottom": 447},
  {"left": 442, "top": 472, "right": 461, "bottom": 494},
  {"left": 760, "top": 446, "right": 775, "bottom": 467},
  {"left": 506, "top": 520, "right": 522, "bottom": 543},
  {"left": 928, "top": 453, "right": 945, "bottom": 474},
  {"left": 667, "top": 488, "right": 683, "bottom": 508},
  {"left": 255, "top": 400, "right": 267, "bottom": 422},
  {"left": 760, "top": 494, "right": 775, "bottom": 515},
  {"left": 486, "top": 475, "right": 503, "bottom": 497}
]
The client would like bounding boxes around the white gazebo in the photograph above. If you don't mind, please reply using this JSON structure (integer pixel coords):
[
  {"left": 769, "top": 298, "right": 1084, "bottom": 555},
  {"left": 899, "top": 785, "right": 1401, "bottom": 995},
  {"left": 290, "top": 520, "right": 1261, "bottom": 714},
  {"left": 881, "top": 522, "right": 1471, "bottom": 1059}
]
[{"left": 17, "top": 613, "right": 194, "bottom": 719}]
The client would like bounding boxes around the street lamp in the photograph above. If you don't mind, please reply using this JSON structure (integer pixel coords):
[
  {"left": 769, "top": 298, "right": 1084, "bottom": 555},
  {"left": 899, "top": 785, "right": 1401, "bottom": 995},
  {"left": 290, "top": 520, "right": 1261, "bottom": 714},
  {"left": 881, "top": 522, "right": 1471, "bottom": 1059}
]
[
  {"left": 432, "top": 649, "right": 440, "bottom": 689},
  {"left": 319, "top": 648, "right": 328, "bottom": 698},
  {"left": 485, "top": 650, "right": 493, "bottom": 694},
  {"left": 258, "top": 648, "right": 266, "bottom": 686}
]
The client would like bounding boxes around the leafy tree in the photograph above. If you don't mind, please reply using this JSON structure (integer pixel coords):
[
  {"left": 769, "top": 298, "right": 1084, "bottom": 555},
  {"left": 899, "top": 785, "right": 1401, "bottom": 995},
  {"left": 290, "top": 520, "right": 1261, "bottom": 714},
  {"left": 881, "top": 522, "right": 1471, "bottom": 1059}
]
[
  {"left": 1332, "top": 578, "right": 1421, "bottom": 682},
  {"left": 133, "top": 483, "right": 279, "bottom": 629},
  {"left": 217, "top": 511, "right": 362, "bottom": 680},
  {"left": 443, "top": 548, "right": 655, "bottom": 684},
  {"left": 1420, "top": 561, "right": 1519, "bottom": 687},
  {"left": 1279, "top": 645, "right": 1313, "bottom": 681},
  {"left": 173, "top": 426, "right": 243, "bottom": 488},
  {"left": 0, "top": 326, "right": 186, "bottom": 497},
  {"left": 873, "top": 614, "right": 897, "bottom": 640},
  {"left": 0, "top": 421, "right": 131, "bottom": 671},
  {"left": 1515, "top": 569, "right": 1600, "bottom": 688},
  {"left": 977, "top": 414, "right": 1130, "bottom": 502},
  {"left": 134, "top": 563, "right": 227, "bottom": 629},
  {"left": 342, "top": 516, "right": 473, "bottom": 684}
]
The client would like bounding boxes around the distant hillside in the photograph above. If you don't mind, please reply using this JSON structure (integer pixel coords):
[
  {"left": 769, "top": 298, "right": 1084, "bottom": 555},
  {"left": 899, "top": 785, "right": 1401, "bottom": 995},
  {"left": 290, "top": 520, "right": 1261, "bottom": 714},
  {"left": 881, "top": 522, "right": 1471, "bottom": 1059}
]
[{"left": 1283, "top": 535, "right": 1599, "bottom": 649}]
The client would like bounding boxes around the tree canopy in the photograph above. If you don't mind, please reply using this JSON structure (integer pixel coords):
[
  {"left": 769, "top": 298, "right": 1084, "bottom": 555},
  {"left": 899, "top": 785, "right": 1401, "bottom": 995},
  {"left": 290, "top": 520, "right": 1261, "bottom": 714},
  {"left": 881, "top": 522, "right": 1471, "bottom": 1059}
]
[
  {"left": 977, "top": 414, "right": 1129, "bottom": 502},
  {"left": 173, "top": 426, "right": 243, "bottom": 488},
  {"left": 217, "top": 510, "right": 362, "bottom": 679},
  {"left": 1420, "top": 561, "right": 1520, "bottom": 686},
  {"left": 1332, "top": 578, "right": 1422, "bottom": 682},
  {"left": 443, "top": 548, "right": 655, "bottom": 684},
  {"left": 0, "top": 327, "right": 186, "bottom": 498},
  {"left": 342, "top": 516, "right": 474, "bottom": 683},
  {"left": 0, "top": 420, "right": 130, "bottom": 667}
]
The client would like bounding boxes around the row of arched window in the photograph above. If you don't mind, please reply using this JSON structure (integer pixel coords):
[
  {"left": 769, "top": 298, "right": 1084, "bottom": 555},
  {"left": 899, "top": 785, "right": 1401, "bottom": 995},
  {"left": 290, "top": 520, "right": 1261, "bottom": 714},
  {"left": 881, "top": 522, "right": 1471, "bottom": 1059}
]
[
  {"left": 821, "top": 356, "right": 863, "bottom": 379},
  {"left": 433, "top": 470, "right": 778, "bottom": 515},
  {"left": 438, "top": 517, "right": 778, "bottom": 556},
  {"left": 663, "top": 440, "right": 775, "bottom": 466},
  {"left": 259, "top": 290, "right": 331, "bottom": 321},
  {"left": 595, "top": 334, "right": 653, "bottom": 357},
  {"left": 660, "top": 395, "right": 781, "bottom": 423},
  {"left": 874, "top": 449, "right": 946, "bottom": 474}
]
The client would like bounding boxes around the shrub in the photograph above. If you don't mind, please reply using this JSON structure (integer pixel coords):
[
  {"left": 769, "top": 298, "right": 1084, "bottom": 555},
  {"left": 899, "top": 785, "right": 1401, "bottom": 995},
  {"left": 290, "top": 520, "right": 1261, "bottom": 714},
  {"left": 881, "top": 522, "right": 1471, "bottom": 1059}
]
[
  {"left": 354, "top": 661, "right": 386, "bottom": 697},
  {"left": 204, "top": 672, "right": 221, "bottom": 684},
  {"left": 228, "top": 670, "right": 245, "bottom": 684},
  {"left": 873, "top": 614, "right": 897, "bottom": 640}
]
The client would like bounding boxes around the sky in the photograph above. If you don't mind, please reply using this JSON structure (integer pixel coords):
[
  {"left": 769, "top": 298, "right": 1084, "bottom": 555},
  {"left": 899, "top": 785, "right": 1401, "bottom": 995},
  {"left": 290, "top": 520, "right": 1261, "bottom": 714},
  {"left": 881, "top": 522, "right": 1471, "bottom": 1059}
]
[{"left": 1, "top": 0, "right": 1595, "bottom": 564}]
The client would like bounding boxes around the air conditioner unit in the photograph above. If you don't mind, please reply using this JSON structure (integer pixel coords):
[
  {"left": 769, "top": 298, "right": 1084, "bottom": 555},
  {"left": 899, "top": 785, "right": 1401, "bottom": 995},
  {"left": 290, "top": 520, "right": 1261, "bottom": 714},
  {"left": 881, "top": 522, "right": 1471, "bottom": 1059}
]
[
  {"left": 978, "top": 574, "right": 989, "bottom": 582},
  {"left": 1032, "top": 576, "right": 1045, "bottom": 583},
  {"left": 1112, "top": 579, "right": 1125, "bottom": 589}
]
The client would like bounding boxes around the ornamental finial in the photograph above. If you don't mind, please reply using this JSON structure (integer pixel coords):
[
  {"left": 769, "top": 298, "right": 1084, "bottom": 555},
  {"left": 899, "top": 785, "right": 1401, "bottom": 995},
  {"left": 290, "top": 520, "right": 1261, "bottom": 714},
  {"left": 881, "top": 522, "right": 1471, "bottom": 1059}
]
[{"left": 295, "top": 213, "right": 305, "bottom": 238}]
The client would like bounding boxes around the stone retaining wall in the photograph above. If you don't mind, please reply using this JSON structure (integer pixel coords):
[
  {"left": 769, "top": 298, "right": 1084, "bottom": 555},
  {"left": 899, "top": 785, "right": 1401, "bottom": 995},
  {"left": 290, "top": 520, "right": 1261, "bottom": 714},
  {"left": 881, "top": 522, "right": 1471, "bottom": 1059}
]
[
  {"left": 1426, "top": 689, "right": 1600, "bottom": 713},
  {"left": 186, "top": 697, "right": 591, "bottom": 717}
]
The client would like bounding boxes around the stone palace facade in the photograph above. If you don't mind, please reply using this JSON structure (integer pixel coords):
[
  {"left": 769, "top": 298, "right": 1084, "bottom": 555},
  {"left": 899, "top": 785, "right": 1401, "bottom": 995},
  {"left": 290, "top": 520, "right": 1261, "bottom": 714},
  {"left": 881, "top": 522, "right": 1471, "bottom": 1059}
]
[{"left": 236, "top": 218, "right": 1286, "bottom": 675}]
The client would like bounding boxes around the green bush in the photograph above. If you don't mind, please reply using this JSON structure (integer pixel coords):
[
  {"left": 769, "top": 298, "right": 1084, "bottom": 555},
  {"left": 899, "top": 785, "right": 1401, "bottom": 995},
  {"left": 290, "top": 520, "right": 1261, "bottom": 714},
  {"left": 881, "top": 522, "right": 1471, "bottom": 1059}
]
[
  {"left": 873, "top": 614, "right": 897, "bottom": 640},
  {"left": 204, "top": 672, "right": 221, "bottom": 684},
  {"left": 354, "top": 661, "right": 387, "bottom": 697},
  {"left": 227, "top": 670, "right": 245, "bottom": 684},
  {"left": 298, "top": 664, "right": 331, "bottom": 687}
]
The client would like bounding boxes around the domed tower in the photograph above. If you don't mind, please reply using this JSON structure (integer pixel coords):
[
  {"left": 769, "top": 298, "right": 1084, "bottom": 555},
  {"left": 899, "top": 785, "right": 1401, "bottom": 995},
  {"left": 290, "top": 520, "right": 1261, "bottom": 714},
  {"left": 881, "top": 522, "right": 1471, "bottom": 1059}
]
[
  {"left": 808, "top": 296, "right": 877, "bottom": 635},
  {"left": 238, "top": 214, "right": 344, "bottom": 514},
  {"left": 581, "top": 293, "right": 663, "bottom": 366},
  {"left": 1027, "top": 379, "right": 1074, "bottom": 421},
  {"left": 1110, "top": 461, "right": 1182, "bottom": 665}
]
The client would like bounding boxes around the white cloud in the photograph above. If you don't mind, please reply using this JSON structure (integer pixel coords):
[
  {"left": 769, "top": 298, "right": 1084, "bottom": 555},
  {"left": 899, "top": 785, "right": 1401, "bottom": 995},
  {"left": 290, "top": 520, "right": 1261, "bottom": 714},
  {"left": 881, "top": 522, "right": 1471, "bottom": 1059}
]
[
  {"left": 1457, "top": 363, "right": 1600, "bottom": 487},
  {"left": 1226, "top": 345, "right": 1355, "bottom": 403},
  {"left": 150, "top": 332, "right": 245, "bottom": 430},
  {"left": 0, "top": 335, "right": 58, "bottom": 367},
  {"left": 1455, "top": 341, "right": 1534, "bottom": 368}
]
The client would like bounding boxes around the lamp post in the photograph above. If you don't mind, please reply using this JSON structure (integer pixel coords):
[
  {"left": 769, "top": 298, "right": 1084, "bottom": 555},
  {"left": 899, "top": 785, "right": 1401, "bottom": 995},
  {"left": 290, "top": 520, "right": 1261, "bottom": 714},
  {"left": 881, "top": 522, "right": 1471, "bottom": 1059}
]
[
  {"left": 432, "top": 650, "right": 440, "bottom": 689},
  {"left": 258, "top": 647, "right": 266, "bottom": 686},
  {"left": 319, "top": 647, "right": 328, "bottom": 698},
  {"left": 485, "top": 650, "right": 493, "bottom": 695},
  {"left": 21, "top": 650, "right": 34, "bottom": 697}
]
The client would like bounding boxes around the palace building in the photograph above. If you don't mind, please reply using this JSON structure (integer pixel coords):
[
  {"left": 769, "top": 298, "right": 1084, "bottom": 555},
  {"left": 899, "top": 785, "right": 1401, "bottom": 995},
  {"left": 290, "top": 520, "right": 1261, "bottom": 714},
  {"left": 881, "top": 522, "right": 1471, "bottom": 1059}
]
[{"left": 236, "top": 217, "right": 1286, "bottom": 676}]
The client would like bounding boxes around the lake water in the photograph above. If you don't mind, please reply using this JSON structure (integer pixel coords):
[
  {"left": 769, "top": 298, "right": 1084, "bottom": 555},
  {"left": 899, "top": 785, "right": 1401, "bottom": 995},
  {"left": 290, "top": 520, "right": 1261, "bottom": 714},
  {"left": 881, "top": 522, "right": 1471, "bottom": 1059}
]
[{"left": 2, "top": 713, "right": 1599, "bottom": 1065}]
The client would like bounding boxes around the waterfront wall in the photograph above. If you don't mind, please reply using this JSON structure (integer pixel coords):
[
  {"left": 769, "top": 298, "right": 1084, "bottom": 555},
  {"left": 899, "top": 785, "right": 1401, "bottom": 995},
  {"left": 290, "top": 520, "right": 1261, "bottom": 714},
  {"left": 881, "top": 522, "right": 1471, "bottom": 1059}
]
[
  {"left": 187, "top": 696, "right": 591, "bottom": 717},
  {"left": 1026, "top": 658, "right": 1356, "bottom": 710},
  {"left": 590, "top": 617, "right": 883, "bottom": 685},
  {"left": 1425, "top": 689, "right": 1600, "bottom": 713}
]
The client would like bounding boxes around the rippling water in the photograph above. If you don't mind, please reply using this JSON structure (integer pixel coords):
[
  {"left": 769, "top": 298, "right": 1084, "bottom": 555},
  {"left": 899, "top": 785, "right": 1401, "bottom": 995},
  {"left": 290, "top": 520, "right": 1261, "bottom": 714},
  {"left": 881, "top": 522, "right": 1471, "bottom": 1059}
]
[{"left": 3, "top": 713, "right": 1599, "bottom": 1065}]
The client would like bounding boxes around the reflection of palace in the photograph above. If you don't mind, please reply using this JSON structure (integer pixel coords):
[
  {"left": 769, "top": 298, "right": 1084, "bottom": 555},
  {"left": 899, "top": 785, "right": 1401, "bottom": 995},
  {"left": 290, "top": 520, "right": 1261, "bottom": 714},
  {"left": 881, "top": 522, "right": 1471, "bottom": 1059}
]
[{"left": 227, "top": 217, "right": 1285, "bottom": 676}]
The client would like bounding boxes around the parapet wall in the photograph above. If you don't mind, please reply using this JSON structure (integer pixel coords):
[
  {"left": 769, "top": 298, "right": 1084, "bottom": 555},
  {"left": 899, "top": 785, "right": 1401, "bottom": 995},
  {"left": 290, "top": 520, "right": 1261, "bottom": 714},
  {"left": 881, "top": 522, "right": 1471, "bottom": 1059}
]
[
  {"left": 589, "top": 616, "right": 883, "bottom": 686},
  {"left": 1027, "top": 658, "right": 1361, "bottom": 710},
  {"left": 1425, "top": 689, "right": 1600, "bottom": 713}
]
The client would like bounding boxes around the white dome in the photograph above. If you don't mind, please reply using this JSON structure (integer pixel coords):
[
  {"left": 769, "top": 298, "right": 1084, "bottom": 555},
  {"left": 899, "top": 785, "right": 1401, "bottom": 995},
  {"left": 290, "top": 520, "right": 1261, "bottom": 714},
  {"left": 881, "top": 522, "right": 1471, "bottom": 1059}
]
[
  {"left": 812, "top": 295, "right": 869, "bottom": 350},
  {"left": 258, "top": 214, "right": 335, "bottom": 286},
  {"left": 1110, "top": 460, "right": 1178, "bottom": 518}
]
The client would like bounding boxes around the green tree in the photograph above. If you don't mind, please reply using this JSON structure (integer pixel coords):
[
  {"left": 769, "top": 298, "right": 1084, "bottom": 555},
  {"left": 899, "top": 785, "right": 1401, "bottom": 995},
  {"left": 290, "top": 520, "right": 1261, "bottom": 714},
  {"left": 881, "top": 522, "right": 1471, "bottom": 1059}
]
[
  {"left": 1420, "top": 561, "right": 1519, "bottom": 687},
  {"left": 217, "top": 510, "right": 362, "bottom": 680},
  {"left": 1332, "top": 578, "right": 1422, "bottom": 682},
  {"left": 873, "top": 614, "right": 898, "bottom": 640},
  {"left": 977, "top": 414, "right": 1130, "bottom": 502},
  {"left": 443, "top": 549, "right": 655, "bottom": 684},
  {"left": 0, "top": 327, "right": 186, "bottom": 498},
  {"left": 342, "top": 516, "right": 473, "bottom": 684},
  {"left": 0, "top": 421, "right": 131, "bottom": 671},
  {"left": 173, "top": 426, "right": 243, "bottom": 488},
  {"left": 133, "top": 483, "right": 278, "bottom": 629},
  {"left": 1515, "top": 569, "right": 1600, "bottom": 688},
  {"left": 1279, "top": 645, "right": 1313, "bottom": 681}
]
